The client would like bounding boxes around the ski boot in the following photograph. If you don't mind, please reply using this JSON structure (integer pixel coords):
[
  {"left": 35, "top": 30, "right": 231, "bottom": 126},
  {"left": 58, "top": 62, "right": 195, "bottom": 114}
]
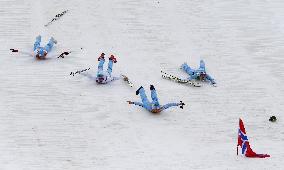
[
  {"left": 136, "top": 86, "right": 143, "bottom": 95},
  {"left": 109, "top": 55, "right": 117, "bottom": 63},
  {"left": 98, "top": 53, "right": 105, "bottom": 61}
]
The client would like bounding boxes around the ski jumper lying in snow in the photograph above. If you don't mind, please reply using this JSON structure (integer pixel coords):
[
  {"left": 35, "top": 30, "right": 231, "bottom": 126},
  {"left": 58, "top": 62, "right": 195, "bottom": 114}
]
[
  {"left": 127, "top": 85, "right": 185, "bottom": 113},
  {"left": 80, "top": 53, "right": 119, "bottom": 84},
  {"left": 95, "top": 53, "right": 119, "bottom": 84},
  {"left": 33, "top": 35, "right": 57, "bottom": 60},
  {"left": 180, "top": 60, "right": 216, "bottom": 85}
]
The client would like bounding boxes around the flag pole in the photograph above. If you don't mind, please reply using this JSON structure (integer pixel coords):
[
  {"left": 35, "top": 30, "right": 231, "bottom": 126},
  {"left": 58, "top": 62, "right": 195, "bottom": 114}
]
[{"left": 237, "top": 146, "right": 238, "bottom": 155}]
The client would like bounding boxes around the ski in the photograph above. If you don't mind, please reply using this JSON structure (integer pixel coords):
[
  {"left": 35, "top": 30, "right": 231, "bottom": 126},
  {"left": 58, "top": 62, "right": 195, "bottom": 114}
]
[
  {"left": 121, "top": 74, "right": 134, "bottom": 87},
  {"left": 161, "top": 70, "right": 201, "bottom": 87},
  {"left": 70, "top": 68, "right": 91, "bottom": 76},
  {"left": 58, "top": 51, "right": 71, "bottom": 58},
  {"left": 45, "top": 10, "right": 69, "bottom": 27}
]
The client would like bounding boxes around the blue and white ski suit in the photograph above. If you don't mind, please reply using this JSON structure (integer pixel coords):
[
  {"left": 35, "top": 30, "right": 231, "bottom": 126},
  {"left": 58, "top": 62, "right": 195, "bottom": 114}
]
[
  {"left": 96, "top": 58, "right": 118, "bottom": 84},
  {"left": 33, "top": 35, "right": 56, "bottom": 58},
  {"left": 181, "top": 60, "right": 216, "bottom": 84},
  {"left": 132, "top": 87, "right": 180, "bottom": 113}
]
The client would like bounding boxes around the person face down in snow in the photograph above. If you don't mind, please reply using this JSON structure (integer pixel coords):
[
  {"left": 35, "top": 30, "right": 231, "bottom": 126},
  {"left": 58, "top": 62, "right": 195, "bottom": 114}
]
[
  {"left": 127, "top": 85, "right": 185, "bottom": 114},
  {"left": 33, "top": 35, "right": 57, "bottom": 60},
  {"left": 180, "top": 61, "right": 216, "bottom": 84},
  {"left": 96, "top": 53, "right": 117, "bottom": 84}
]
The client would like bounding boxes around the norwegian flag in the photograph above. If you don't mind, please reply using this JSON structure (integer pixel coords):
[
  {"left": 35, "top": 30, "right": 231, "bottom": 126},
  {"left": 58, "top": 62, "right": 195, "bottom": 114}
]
[{"left": 237, "top": 118, "right": 270, "bottom": 158}]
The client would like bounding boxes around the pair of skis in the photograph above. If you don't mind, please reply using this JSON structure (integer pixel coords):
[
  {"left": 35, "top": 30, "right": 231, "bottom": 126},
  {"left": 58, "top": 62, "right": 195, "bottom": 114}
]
[
  {"left": 161, "top": 70, "right": 201, "bottom": 87},
  {"left": 122, "top": 71, "right": 201, "bottom": 88}
]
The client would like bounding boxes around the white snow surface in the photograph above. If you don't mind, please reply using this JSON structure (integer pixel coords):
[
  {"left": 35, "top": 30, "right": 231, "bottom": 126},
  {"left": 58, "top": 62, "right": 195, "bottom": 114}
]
[{"left": 1, "top": 0, "right": 284, "bottom": 169}]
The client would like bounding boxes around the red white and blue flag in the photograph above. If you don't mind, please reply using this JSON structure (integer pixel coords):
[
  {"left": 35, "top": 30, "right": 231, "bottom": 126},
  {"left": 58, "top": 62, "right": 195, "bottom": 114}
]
[{"left": 237, "top": 118, "right": 270, "bottom": 158}]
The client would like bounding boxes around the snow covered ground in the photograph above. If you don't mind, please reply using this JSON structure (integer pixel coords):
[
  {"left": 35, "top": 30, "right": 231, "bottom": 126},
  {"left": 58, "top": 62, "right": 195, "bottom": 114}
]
[{"left": 0, "top": 0, "right": 284, "bottom": 169}]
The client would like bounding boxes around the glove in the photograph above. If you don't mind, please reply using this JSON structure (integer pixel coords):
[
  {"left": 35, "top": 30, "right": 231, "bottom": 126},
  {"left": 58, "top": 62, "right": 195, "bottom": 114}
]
[
  {"left": 179, "top": 101, "right": 185, "bottom": 109},
  {"left": 127, "top": 101, "right": 134, "bottom": 104}
]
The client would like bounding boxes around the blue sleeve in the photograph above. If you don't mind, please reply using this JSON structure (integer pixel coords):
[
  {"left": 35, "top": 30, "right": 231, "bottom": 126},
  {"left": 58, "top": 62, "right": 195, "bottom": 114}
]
[
  {"left": 162, "top": 103, "right": 179, "bottom": 110},
  {"left": 206, "top": 74, "right": 216, "bottom": 84}
]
